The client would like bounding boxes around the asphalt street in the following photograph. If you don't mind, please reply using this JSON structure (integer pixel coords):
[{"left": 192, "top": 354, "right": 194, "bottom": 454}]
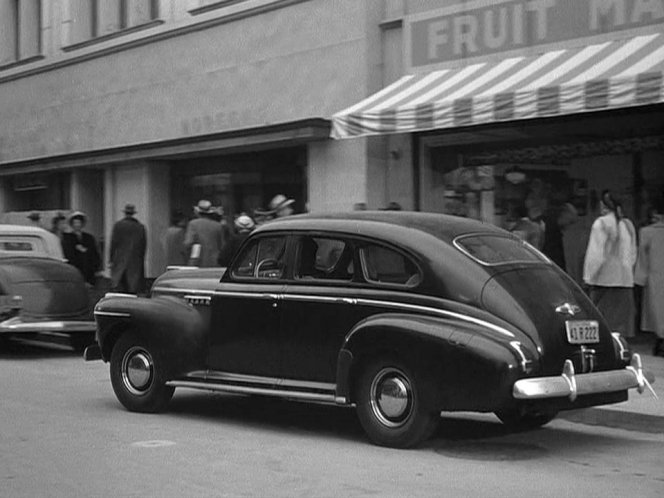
[{"left": 1, "top": 340, "right": 663, "bottom": 498}]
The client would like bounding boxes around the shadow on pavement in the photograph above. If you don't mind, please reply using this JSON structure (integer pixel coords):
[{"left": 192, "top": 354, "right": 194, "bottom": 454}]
[
  {"left": 167, "top": 391, "right": 365, "bottom": 443},
  {"left": 0, "top": 338, "right": 81, "bottom": 359}
]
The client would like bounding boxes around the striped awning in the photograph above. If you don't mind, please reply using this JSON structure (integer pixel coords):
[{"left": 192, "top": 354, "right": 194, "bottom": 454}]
[{"left": 331, "top": 33, "right": 664, "bottom": 139}]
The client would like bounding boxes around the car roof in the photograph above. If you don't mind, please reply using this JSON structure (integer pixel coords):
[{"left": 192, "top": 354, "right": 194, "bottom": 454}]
[
  {"left": 253, "top": 211, "right": 505, "bottom": 245},
  {"left": 0, "top": 224, "right": 65, "bottom": 260}
]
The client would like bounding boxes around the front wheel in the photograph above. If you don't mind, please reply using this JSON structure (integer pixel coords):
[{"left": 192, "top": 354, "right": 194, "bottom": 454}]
[
  {"left": 355, "top": 357, "right": 439, "bottom": 448},
  {"left": 110, "top": 332, "right": 174, "bottom": 413}
]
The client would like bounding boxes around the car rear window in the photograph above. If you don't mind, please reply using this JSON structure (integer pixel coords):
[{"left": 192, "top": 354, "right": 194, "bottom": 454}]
[{"left": 454, "top": 234, "right": 548, "bottom": 266}]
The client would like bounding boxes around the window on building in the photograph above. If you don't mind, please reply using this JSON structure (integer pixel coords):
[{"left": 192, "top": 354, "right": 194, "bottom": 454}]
[
  {"left": 0, "top": 0, "right": 41, "bottom": 67},
  {"left": 68, "top": 0, "right": 159, "bottom": 44}
]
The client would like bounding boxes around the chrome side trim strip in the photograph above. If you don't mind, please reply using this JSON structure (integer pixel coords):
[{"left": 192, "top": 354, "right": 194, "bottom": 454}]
[
  {"left": 0, "top": 317, "right": 97, "bottom": 333},
  {"left": 283, "top": 293, "right": 514, "bottom": 338},
  {"left": 94, "top": 311, "right": 131, "bottom": 318},
  {"left": 202, "top": 371, "right": 336, "bottom": 392},
  {"left": 213, "top": 291, "right": 280, "bottom": 300},
  {"left": 152, "top": 287, "right": 216, "bottom": 297},
  {"left": 281, "top": 294, "right": 340, "bottom": 304},
  {"left": 155, "top": 287, "right": 514, "bottom": 338},
  {"left": 352, "top": 298, "right": 515, "bottom": 338},
  {"left": 166, "top": 380, "right": 344, "bottom": 404},
  {"left": 206, "top": 371, "right": 280, "bottom": 386}
]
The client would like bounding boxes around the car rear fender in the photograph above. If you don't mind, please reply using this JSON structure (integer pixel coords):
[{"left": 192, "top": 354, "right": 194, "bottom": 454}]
[
  {"left": 94, "top": 295, "right": 207, "bottom": 376},
  {"left": 337, "top": 313, "right": 524, "bottom": 411}
]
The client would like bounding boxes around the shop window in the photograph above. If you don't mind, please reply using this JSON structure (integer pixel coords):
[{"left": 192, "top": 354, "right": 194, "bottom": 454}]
[
  {"left": 360, "top": 244, "right": 421, "bottom": 287},
  {"left": 0, "top": 0, "right": 41, "bottom": 68},
  {"left": 295, "top": 236, "right": 354, "bottom": 282},
  {"left": 68, "top": 0, "right": 159, "bottom": 45}
]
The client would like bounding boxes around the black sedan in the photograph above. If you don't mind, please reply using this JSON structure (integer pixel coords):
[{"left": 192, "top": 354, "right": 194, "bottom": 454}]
[{"left": 87, "top": 212, "right": 654, "bottom": 447}]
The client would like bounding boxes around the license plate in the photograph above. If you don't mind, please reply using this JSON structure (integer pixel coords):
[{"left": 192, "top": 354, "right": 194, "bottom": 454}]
[{"left": 565, "top": 320, "right": 600, "bottom": 344}]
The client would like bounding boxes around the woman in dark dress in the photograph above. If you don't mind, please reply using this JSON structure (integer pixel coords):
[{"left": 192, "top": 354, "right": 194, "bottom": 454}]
[{"left": 62, "top": 211, "right": 101, "bottom": 286}]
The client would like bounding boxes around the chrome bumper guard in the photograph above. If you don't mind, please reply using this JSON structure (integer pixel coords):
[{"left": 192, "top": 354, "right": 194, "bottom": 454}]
[
  {"left": 513, "top": 354, "right": 655, "bottom": 402},
  {"left": 0, "top": 316, "right": 96, "bottom": 334}
]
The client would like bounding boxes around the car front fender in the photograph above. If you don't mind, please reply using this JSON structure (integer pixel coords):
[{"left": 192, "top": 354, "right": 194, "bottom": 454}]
[
  {"left": 336, "top": 313, "right": 525, "bottom": 411},
  {"left": 94, "top": 294, "right": 207, "bottom": 377}
]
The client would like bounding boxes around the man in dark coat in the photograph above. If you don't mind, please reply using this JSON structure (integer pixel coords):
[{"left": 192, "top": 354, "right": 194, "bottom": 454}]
[
  {"left": 109, "top": 204, "right": 147, "bottom": 294},
  {"left": 62, "top": 211, "right": 101, "bottom": 286},
  {"left": 184, "top": 200, "right": 225, "bottom": 267}
]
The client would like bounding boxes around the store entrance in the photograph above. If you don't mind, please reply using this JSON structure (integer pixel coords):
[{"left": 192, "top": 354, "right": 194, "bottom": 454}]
[
  {"left": 169, "top": 147, "right": 307, "bottom": 223},
  {"left": 419, "top": 107, "right": 664, "bottom": 284}
]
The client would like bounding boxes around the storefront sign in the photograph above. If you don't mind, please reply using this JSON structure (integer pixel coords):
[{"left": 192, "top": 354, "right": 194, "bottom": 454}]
[{"left": 409, "top": 0, "right": 664, "bottom": 68}]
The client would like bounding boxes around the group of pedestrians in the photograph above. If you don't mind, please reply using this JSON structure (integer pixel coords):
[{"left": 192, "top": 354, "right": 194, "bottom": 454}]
[
  {"left": 164, "top": 194, "right": 295, "bottom": 269},
  {"left": 509, "top": 189, "right": 664, "bottom": 355},
  {"left": 584, "top": 190, "right": 664, "bottom": 357},
  {"left": 42, "top": 204, "right": 147, "bottom": 294}
]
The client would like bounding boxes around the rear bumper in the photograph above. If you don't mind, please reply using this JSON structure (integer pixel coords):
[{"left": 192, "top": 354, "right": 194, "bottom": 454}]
[
  {"left": 0, "top": 316, "right": 96, "bottom": 334},
  {"left": 513, "top": 354, "right": 654, "bottom": 402}
]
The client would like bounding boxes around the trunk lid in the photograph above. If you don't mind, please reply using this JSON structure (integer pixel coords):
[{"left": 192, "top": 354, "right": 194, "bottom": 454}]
[
  {"left": 481, "top": 265, "right": 621, "bottom": 375},
  {"left": 0, "top": 258, "right": 90, "bottom": 319}
]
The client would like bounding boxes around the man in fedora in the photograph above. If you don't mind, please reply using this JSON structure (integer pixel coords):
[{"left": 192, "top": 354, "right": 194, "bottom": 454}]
[
  {"left": 109, "top": 203, "right": 147, "bottom": 294},
  {"left": 184, "top": 199, "right": 225, "bottom": 267},
  {"left": 269, "top": 194, "right": 295, "bottom": 218}
]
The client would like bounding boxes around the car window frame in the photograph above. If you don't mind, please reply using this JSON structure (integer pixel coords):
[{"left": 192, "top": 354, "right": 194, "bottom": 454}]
[
  {"left": 226, "top": 233, "right": 294, "bottom": 283},
  {"left": 292, "top": 234, "right": 357, "bottom": 284},
  {"left": 356, "top": 239, "right": 423, "bottom": 289}
]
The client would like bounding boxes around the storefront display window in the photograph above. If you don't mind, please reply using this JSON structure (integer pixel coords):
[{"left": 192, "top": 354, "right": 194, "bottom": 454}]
[{"left": 169, "top": 146, "right": 306, "bottom": 223}]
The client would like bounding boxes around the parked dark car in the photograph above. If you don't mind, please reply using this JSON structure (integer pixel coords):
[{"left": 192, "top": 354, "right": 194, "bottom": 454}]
[
  {"left": 86, "top": 212, "right": 654, "bottom": 447},
  {"left": 0, "top": 225, "right": 96, "bottom": 350}
]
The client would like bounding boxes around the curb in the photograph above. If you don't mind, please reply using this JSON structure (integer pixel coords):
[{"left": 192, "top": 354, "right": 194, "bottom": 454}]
[{"left": 560, "top": 407, "right": 664, "bottom": 434}]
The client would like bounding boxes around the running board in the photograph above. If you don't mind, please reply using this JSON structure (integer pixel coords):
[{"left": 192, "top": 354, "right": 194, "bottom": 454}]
[{"left": 166, "top": 380, "right": 348, "bottom": 405}]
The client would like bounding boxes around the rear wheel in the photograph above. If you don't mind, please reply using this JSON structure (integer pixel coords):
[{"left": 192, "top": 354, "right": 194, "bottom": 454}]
[
  {"left": 495, "top": 406, "right": 558, "bottom": 430},
  {"left": 355, "top": 357, "right": 439, "bottom": 448},
  {"left": 110, "top": 332, "right": 174, "bottom": 413}
]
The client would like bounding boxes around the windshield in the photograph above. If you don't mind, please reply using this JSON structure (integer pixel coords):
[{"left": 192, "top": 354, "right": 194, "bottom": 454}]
[{"left": 454, "top": 234, "right": 549, "bottom": 266}]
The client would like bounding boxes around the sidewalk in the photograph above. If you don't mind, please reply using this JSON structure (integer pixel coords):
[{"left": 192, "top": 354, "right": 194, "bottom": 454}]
[{"left": 560, "top": 336, "right": 664, "bottom": 433}]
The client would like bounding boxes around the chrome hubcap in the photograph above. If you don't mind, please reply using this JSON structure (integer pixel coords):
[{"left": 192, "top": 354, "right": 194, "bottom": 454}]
[
  {"left": 121, "top": 347, "right": 153, "bottom": 395},
  {"left": 370, "top": 367, "right": 413, "bottom": 428}
]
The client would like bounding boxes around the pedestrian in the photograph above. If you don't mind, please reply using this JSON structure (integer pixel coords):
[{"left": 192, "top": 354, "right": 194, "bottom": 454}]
[
  {"left": 634, "top": 193, "right": 664, "bottom": 356},
  {"left": 269, "top": 194, "right": 295, "bottom": 218},
  {"left": 184, "top": 200, "right": 225, "bottom": 267},
  {"left": 50, "top": 212, "right": 67, "bottom": 240},
  {"left": 163, "top": 209, "right": 188, "bottom": 266},
  {"left": 383, "top": 201, "right": 402, "bottom": 211},
  {"left": 62, "top": 211, "right": 101, "bottom": 286},
  {"left": 510, "top": 204, "right": 543, "bottom": 249},
  {"left": 583, "top": 190, "right": 637, "bottom": 338},
  {"left": 109, "top": 204, "right": 147, "bottom": 294},
  {"left": 218, "top": 213, "right": 255, "bottom": 267},
  {"left": 27, "top": 211, "right": 42, "bottom": 228},
  {"left": 541, "top": 203, "right": 578, "bottom": 269},
  {"left": 254, "top": 194, "right": 295, "bottom": 225}
]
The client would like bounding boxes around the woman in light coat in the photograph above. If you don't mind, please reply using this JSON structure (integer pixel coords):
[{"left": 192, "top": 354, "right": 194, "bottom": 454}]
[
  {"left": 583, "top": 191, "right": 637, "bottom": 337},
  {"left": 635, "top": 194, "right": 664, "bottom": 356}
]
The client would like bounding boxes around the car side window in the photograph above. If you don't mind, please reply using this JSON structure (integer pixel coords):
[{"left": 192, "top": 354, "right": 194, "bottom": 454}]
[
  {"left": 359, "top": 244, "right": 421, "bottom": 287},
  {"left": 295, "top": 236, "right": 353, "bottom": 281},
  {"left": 231, "top": 236, "right": 287, "bottom": 280}
]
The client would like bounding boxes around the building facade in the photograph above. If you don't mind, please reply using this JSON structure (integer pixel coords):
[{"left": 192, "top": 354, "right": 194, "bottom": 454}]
[{"left": 1, "top": 0, "right": 663, "bottom": 281}]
